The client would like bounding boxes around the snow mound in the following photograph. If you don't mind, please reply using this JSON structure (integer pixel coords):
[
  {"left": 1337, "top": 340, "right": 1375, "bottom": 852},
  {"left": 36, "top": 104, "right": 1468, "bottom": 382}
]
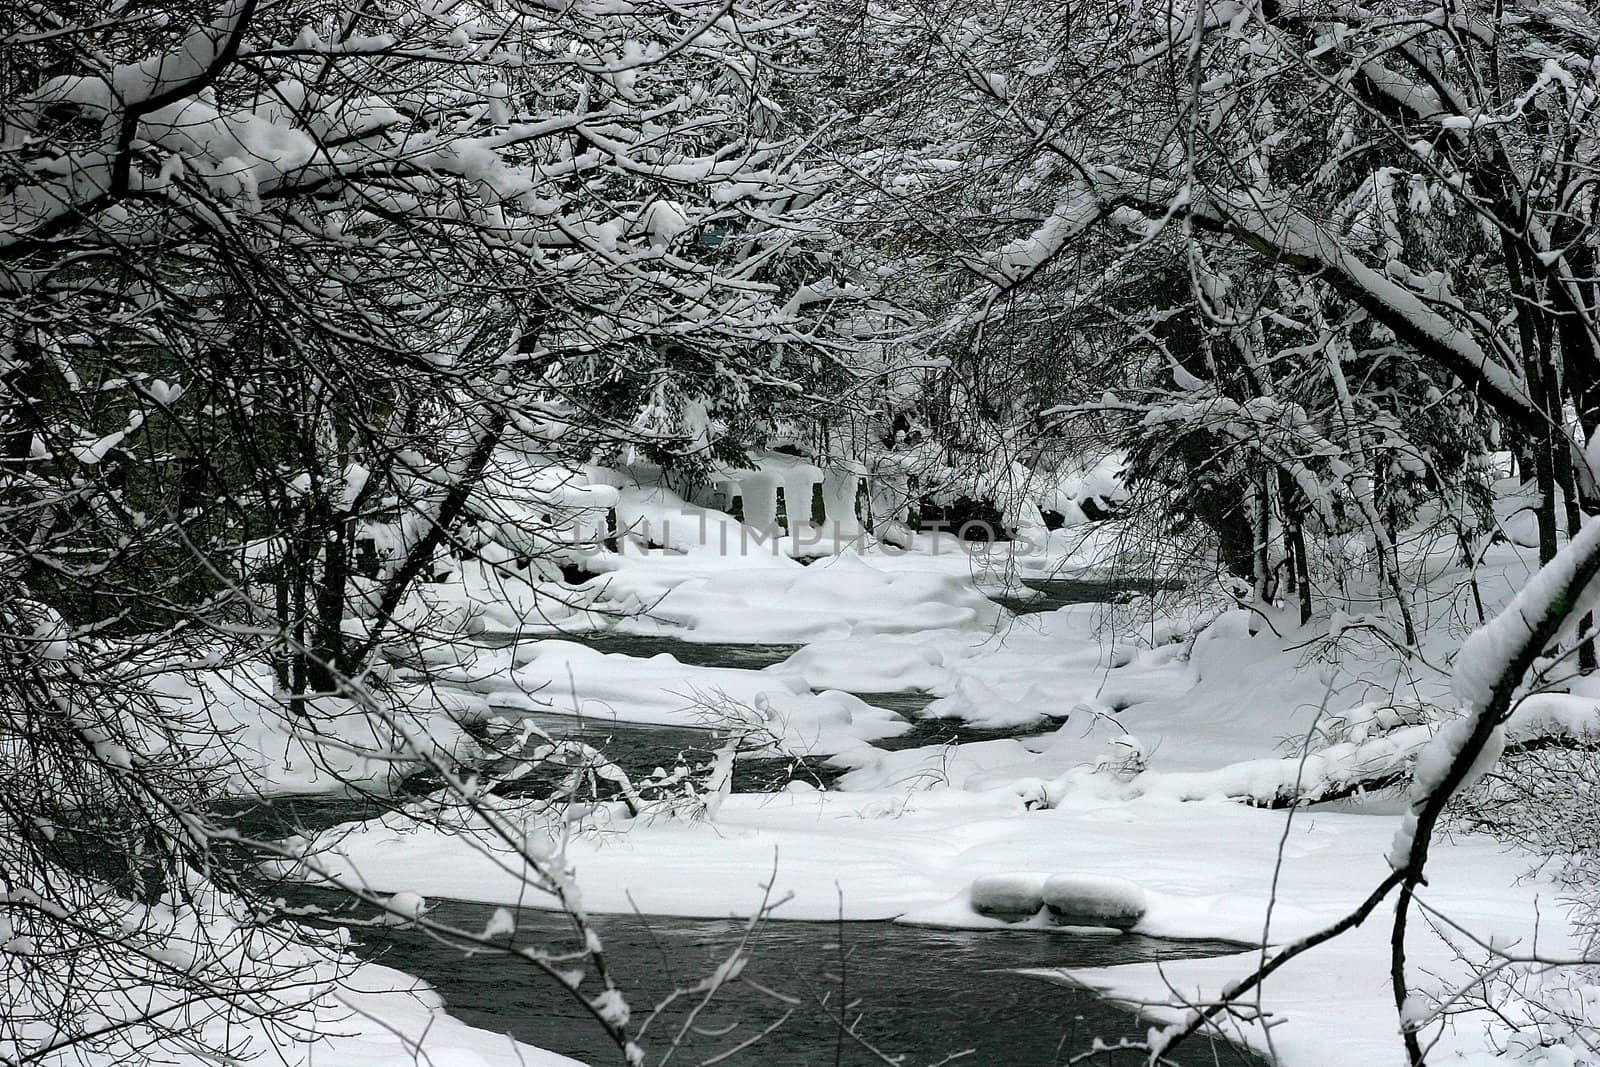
[
  {"left": 147, "top": 662, "right": 480, "bottom": 798},
  {"left": 596, "top": 551, "right": 1007, "bottom": 644},
  {"left": 967, "top": 872, "right": 1147, "bottom": 930},
  {"left": 440, "top": 639, "right": 909, "bottom": 759},
  {"left": 968, "top": 872, "right": 1049, "bottom": 920},
  {"left": 1040, "top": 874, "right": 1147, "bottom": 930}
]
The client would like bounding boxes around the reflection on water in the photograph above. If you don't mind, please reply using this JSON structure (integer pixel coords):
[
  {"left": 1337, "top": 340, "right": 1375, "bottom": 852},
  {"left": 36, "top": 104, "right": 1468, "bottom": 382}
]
[{"left": 318, "top": 897, "right": 1262, "bottom": 1067}]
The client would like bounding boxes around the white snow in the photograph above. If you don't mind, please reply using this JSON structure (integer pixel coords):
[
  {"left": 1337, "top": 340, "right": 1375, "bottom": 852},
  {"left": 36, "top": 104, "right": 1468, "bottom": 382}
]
[
  {"left": 144, "top": 660, "right": 481, "bottom": 798},
  {"left": 262, "top": 487, "right": 1597, "bottom": 1067},
  {"left": 1039, "top": 874, "right": 1148, "bottom": 930},
  {"left": 3, "top": 877, "right": 579, "bottom": 1067},
  {"left": 433, "top": 637, "right": 908, "bottom": 759}
]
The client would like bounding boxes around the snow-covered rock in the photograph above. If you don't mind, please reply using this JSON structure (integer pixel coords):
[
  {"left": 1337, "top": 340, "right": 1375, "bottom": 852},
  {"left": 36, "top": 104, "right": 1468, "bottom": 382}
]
[
  {"left": 1040, "top": 875, "right": 1146, "bottom": 930},
  {"left": 968, "top": 873, "right": 1048, "bottom": 920}
]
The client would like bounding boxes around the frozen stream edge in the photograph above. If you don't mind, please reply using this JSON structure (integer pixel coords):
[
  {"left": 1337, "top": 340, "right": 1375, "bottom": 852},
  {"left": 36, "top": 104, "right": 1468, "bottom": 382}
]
[{"left": 248, "top": 578, "right": 1270, "bottom": 1065}]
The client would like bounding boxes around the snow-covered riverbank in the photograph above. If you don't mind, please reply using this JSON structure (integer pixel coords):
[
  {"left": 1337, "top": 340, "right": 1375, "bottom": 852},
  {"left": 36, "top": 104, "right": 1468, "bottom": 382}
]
[{"left": 263, "top": 514, "right": 1597, "bottom": 1066}]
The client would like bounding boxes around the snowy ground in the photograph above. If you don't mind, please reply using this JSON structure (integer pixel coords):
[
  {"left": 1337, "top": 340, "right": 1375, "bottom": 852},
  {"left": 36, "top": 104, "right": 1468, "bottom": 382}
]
[
  {"left": 425, "top": 637, "right": 909, "bottom": 762},
  {"left": 265, "top": 500, "right": 1599, "bottom": 1066},
  {"left": 405, "top": 471, "right": 1133, "bottom": 644},
  {"left": 10, "top": 881, "right": 580, "bottom": 1067}
]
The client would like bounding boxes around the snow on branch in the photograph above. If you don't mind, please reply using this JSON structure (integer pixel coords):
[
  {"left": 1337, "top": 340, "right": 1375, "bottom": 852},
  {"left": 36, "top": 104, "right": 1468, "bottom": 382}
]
[
  {"left": 1179, "top": 187, "right": 1544, "bottom": 439},
  {"left": 978, "top": 187, "right": 1103, "bottom": 288},
  {"left": 1381, "top": 520, "right": 1600, "bottom": 867}
]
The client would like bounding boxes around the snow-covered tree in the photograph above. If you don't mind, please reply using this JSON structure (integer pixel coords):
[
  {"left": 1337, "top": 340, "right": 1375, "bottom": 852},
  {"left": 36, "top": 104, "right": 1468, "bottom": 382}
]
[{"left": 0, "top": 0, "right": 870, "bottom": 1060}]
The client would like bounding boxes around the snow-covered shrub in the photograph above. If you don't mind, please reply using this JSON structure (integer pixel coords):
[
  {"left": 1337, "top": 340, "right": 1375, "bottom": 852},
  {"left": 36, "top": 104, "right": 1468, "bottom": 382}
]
[
  {"left": 0, "top": 0, "right": 881, "bottom": 1057},
  {"left": 1448, "top": 740, "right": 1600, "bottom": 1058},
  {"left": 1458, "top": 742, "right": 1600, "bottom": 917}
]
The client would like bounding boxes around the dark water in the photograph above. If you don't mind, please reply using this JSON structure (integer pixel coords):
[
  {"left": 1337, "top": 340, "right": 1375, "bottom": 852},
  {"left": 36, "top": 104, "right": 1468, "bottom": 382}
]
[
  {"left": 996, "top": 577, "right": 1180, "bottom": 616},
  {"left": 458, "top": 692, "right": 1045, "bottom": 792},
  {"left": 478, "top": 631, "right": 801, "bottom": 670},
  {"left": 853, "top": 693, "right": 1050, "bottom": 752},
  {"left": 216, "top": 699, "right": 1022, "bottom": 841},
  {"left": 458, "top": 708, "right": 852, "bottom": 794},
  {"left": 310, "top": 895, "right": 1261, "bottom": 1066},
  {"left": 586, "top": 635, "right": 801, "bottom": 671},
  {"left": 221, "top": 793, "right": 387, "bottom": 842}
]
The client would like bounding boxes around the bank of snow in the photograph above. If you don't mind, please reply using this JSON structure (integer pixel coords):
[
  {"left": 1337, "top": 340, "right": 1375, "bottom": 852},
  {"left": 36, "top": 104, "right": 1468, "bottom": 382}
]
[
  {"left": 19, "top": 955, "right": 582, "bottom": 1067},
  {"left": 5, "top": 875, "right": 580, "bottom": 1067},
  {"left": 427, "top": 637, "right": 908, "bottom": 761},
  {"left": 114, "top": 658, "right": 483, "bottom": 799},
  {"left": 593, "top": 548, "right": 1010, "bottom": 643},
  {"left": 272, "top": 782, "right": 1579, "bottom": 1066},
  {"left": 394, "top": 464, "right": 1131, "bottom": 644},
  {"left": 313, "top": 960, "right": 585, "bottom": 1067},
  {"left": 285, "top": 475, "right": 1596, "bottom": 1066}
]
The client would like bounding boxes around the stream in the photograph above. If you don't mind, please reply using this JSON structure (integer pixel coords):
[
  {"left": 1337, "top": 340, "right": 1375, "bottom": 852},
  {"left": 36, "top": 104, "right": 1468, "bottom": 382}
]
[
  {"left": 307, "top": 892, "right": 1260, "bottom": 1066},
  {"left": 235, "top": 578, "right": 1265, "bottom": 1065}
]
